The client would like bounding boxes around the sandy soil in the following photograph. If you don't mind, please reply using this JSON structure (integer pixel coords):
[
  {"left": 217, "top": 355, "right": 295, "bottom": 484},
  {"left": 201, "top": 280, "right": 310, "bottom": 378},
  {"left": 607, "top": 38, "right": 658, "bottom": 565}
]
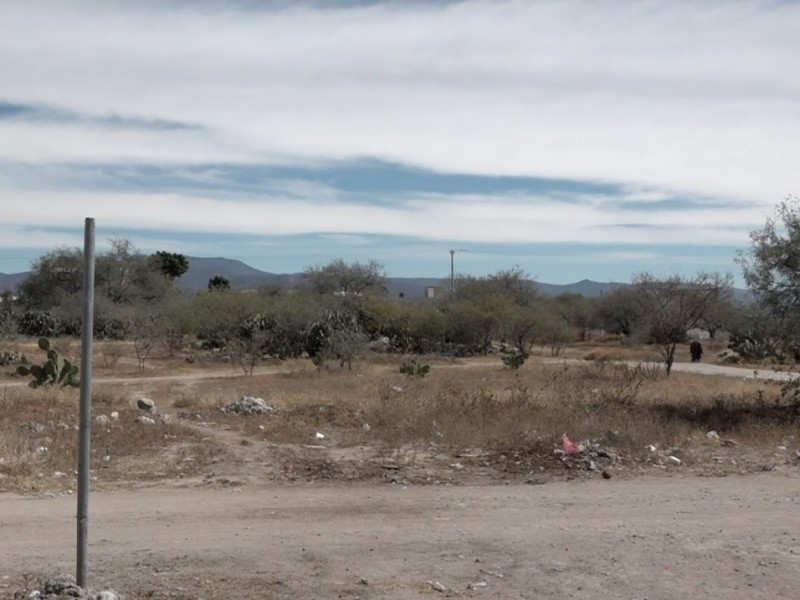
[
  {"left": 1, "top": 473, "right": 799, "bottom": 599},
  {"left": 2, "top": 357, "right": 799, "bottom": 598}
]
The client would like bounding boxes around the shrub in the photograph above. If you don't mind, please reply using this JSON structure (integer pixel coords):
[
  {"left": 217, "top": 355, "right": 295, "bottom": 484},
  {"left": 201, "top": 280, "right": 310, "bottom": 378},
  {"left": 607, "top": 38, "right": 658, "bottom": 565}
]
[
  {"left": 501, "top": 348, "right": 528, "bottom": 370},
  {"left": 399, "top": 359, "right": 431, "bottom": 378},
  {"left": 15, "top": 337, "right": 79, "bottom": 388}
]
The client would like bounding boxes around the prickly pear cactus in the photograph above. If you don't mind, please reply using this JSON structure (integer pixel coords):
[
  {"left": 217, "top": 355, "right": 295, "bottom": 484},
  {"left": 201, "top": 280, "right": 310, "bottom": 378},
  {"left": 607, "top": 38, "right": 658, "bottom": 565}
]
[{"left": 16, "top": 337, "right": 79, "bottom": 388}]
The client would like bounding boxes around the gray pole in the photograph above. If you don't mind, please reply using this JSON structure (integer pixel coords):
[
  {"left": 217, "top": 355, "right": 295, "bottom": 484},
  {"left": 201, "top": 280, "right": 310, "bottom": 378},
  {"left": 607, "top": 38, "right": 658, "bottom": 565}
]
[
  {"left": 77, "top": 218, "right": 95, "bottom": 588},
  {"left": 450, "top": 249, "right": 455, "bottom": 301}
]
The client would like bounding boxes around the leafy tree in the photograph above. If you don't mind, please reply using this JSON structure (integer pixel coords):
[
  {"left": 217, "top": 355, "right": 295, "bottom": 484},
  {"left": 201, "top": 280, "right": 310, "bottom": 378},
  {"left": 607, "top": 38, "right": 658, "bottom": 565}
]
[
  {"left": 455, "top": 266, "right": 538, "bottom": 306},
  {"left": 208, "top": 275, "right": 231, "bottom": 291},
  {"left": 736, "top": 196, "right": 800, "bottom": 318},
  {"left": 97, "top": 238, "right": 173, "bottom": 304},
  {"left": 631, "top": 271, "right": 732, "bottom": 374},
  {"left": 303, "top": 258, "right": 387, "bottom": 297},
  {"left": 594, "top": 286, "right": 643, "bottom": 337},
  {"left": 725, "top": 301, "right": 787, "bottom": 361},
  {"left": 695, "top": 291, "right": 738, "bottom": 340},
  {"left": 17, "top": 247, "right": 84, "bottom": 310},
  {"left": 551, "top": 292, "right": 595, "bottom": 341},
  {"left": 406, "top": 304, "right": 447, "bottom": 353},
  {"left": 359, "top": 295, "right": 412, "bottom": 352},
  {"left": 536, "top": 307, "right": 574, "bottom": 357},
  {"left": 503, "top": 304, "right": 547, "bottom": 355},
  {"left": 149, "top": 251, "right": 189, "bottom": 281}
]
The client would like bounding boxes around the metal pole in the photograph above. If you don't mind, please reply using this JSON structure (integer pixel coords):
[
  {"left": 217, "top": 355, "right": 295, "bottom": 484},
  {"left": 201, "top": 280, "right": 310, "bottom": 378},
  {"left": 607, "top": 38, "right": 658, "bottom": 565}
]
[
  {"left": 450, "top": 250, "right": 455, "bottom": 301},
  {"left": 77, "top": 218, "right": 95, "bottom": 588}
]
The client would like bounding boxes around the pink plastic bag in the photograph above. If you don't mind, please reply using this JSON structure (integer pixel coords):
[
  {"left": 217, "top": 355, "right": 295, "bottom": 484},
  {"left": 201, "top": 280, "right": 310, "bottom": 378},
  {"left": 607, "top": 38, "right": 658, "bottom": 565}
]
[{"left": 562, "top": 433, "right": 579, "bottom": 456}]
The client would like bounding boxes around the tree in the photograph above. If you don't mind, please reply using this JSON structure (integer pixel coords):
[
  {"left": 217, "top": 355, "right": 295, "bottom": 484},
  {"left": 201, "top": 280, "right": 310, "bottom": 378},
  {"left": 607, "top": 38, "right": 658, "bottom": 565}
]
[
  {"left": 594, "top": 286, "right": 643, "bottom": 337},
  {"left": 455, "top": 266, "right": 538, "bottom": 306},
  {"left": 551, "top": 292, "right": 595, "bottom": 341},
  {"left": 208, "top": 275, "right": 231, "bottom": 291},
  {"left": 736, "top": 196, "right": 800, "bottom": 318},
  {"left": 17, "top": 247, "right": 84, "bottom": 310},
  {"left": 149, "top": 252, "right": 189, "bottom": 281},
  {"left": 303, "top": 258, "right": 387, "bottom": 297},
  {"left": 503, "top": 304, "right": 546, "bottom": 355},
  {"left": 18, "top": 238, "right": 178, "bottom": 319},
  {"left": 631, "top": 272, "right": 732, "bottom": 374},
  {"left": 695, "top": 292, "right": 738, "bottom": 340}
]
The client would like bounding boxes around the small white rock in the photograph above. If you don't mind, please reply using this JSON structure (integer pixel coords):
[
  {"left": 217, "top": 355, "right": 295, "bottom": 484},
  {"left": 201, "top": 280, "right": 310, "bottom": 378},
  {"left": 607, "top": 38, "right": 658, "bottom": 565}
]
[
  {"left": 667, "top": 456, "right": 682, "bottom": 465},
  {"left": 110, "top": 411, "right": 119, "bottom": 420},
  {"left": 135, "top": 416, "right": 156, "bottom": 425},
  {"left": 429, "top": 581, "right": 446, "bottom": 592},
  {"left": 315, "top": 432, "right": 325, "bottom": 440}
]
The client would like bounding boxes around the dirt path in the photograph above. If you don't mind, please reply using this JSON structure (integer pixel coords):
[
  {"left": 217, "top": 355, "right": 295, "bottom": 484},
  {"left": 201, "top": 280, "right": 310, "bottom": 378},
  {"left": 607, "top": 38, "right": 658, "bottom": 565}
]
[{"left": 1, "top": 474, "right": 799, "bottom": 599}]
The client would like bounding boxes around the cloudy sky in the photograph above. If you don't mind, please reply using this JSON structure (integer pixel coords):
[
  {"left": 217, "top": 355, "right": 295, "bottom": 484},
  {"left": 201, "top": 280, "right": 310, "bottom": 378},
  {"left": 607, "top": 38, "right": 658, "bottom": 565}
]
[{"left": 1, "top": 0, "right": 797, "bottom": 284}]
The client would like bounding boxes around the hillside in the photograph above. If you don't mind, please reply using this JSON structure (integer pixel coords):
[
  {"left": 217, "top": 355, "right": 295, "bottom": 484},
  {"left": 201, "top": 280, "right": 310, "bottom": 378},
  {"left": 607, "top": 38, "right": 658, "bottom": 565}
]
[{"left": 1, "top": 257, "right": 626, "bottom": 298}]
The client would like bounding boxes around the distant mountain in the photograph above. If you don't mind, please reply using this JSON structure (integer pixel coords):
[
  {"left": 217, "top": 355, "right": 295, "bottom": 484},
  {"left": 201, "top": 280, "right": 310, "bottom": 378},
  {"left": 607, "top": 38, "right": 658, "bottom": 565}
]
[
  {"left": 177, "top": 256, "right": 304, "bottom": 292},
  {"left": 0, "top": 257, "right": 733, "bottom": 299},
  {"left": 0, "top": 272, "right": 28, "bottom": 294},
  {"left": 535, "top": 279, "right": 626, "bottom": 297}
]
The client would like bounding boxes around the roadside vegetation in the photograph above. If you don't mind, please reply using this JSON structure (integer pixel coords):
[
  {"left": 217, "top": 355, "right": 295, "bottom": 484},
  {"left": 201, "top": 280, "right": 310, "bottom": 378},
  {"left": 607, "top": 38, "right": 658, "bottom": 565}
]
[{"left": 1, "top": 197, "right": 800, "bottom": 492}]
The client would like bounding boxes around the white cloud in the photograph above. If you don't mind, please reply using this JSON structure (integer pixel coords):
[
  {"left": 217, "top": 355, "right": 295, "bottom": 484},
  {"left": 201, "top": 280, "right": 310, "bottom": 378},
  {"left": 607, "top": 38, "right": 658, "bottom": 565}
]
[
  {"left": 0, "top": 185, "right": 768, "bottom": 248},
  {"left": 0, "top": 0, "right": 797, "bottom": 206}
]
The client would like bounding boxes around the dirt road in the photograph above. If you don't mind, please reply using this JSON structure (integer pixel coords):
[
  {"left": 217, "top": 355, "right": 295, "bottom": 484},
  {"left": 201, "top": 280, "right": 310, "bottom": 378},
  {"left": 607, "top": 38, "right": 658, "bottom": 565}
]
[{"left": 2, "top": 474, "right": 799, "bottom": 599}]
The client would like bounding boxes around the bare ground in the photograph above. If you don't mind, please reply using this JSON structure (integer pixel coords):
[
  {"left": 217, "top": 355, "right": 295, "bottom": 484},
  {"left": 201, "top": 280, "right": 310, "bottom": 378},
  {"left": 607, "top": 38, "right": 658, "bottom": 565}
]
[
  {"left": 2, "top": 356, "right": 800, "bottom": 598},
  {"left": 1, "top": 473, "right": 799, "bottom": 600}
]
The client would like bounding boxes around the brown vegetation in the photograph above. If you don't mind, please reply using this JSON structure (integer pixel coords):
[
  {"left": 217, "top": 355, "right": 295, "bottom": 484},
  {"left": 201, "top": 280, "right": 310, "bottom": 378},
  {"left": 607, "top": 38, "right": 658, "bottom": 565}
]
[{"left": 2, "top": 338, "right": 798, "bottom": 494}]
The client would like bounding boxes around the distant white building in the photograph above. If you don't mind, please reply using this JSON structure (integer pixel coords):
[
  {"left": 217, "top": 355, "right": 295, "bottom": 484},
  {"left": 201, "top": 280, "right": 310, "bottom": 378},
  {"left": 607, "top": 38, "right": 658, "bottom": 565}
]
[{"left": 425, "top": 285, "right": 445, "bottom": 299}]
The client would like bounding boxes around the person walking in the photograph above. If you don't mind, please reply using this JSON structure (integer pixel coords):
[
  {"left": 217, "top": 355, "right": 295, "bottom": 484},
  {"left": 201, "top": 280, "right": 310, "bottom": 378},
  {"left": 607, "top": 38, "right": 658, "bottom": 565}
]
[{"left": 690, "top": 340, "right": 703, "bottom": 362}]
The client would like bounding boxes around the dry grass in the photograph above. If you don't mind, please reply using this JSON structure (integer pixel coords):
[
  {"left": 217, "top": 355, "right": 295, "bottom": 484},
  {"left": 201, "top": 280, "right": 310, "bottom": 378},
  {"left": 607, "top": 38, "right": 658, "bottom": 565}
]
[
  {"left": 2, "top": 338, "right": 799, "bottom": 490},
  {"left": 0, "top": 385, "right": 224, "bottom": 492}
]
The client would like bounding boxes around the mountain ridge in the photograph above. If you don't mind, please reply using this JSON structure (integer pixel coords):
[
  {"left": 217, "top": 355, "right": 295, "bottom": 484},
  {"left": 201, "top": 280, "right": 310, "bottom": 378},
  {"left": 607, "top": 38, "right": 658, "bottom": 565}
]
[{"left": 0, "top": 256, "right": 630, "bottom": 298}]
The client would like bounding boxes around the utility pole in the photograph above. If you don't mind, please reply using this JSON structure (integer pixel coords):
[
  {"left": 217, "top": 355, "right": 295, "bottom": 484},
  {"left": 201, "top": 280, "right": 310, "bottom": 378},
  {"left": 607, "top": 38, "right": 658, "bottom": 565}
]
[
  {"left": 450, "top": 249, "right": 467, "bottom": 301},
  {"left": 77, "top": 218, "right": 95, "bottom": 588}
]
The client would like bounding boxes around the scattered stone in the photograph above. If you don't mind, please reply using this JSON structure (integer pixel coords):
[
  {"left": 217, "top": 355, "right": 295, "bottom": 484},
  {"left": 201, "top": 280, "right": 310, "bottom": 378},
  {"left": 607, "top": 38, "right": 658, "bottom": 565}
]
[
  {"left": 720, "top": 438, "right": 739, "bottom": 447},
  {"left": 95, "top": 590, "right": 119, "bottom": 600},
  {"left": 134, "top": 416, "right": 156, "bottom": 425},
  {"left": 136, "top": 397, "right": 156, "bottom": 413},
  {"left": 468, "top": 581, "right": 488, "bottom": 589},
  {"left": 40, "top": 574, "right": 83, "bottom": 597},
  {"left": 667, "top": 456, "right": 682, "bottom": 466},
  {"left": 19, "top": 421, "right": 46, "bottom": 435},
  {"left": 525, "top": 473, "right": 552, "bottom": 485},
  {"left": 429, "top": 580, "right": 447, "bottom": 592},
  {"left": 718, "top": 349, "right": 741, "bottom": 364},
  {"left": 221, "top": 396, "right": 275, "bottom": 415},
  {"left": 390, "top": 385, "right": 404, "bottom": 394},
  {"left": 449, "top": 462, "right": 464, "bottom": 470},
  {"left": 110, "top": 411, "right": 119, "bottom": 421},
  {"left": 315, "top": 432, "right": 325, "bottom": 440},
  {"left": 483, "top": 570, "right": 504, "bottom": 578},
  {"left": 363, "top": 423, "right": 371, "bottom": 432},
  {"left": 602, "top": 470, "right": 612, "bottom": 479},
  {"left": 158, "top": 414, "right": 172, "bottom": 425},
  {"left": 95, "top": 415, "right": 110, "bottom": 426}
]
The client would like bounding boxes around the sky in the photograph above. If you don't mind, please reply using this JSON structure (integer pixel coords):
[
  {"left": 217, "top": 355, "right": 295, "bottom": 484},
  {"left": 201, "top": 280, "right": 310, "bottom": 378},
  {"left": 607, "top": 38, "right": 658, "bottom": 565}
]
[{"left": 1, "top": 0, "right": 798, "bottom": 285}]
